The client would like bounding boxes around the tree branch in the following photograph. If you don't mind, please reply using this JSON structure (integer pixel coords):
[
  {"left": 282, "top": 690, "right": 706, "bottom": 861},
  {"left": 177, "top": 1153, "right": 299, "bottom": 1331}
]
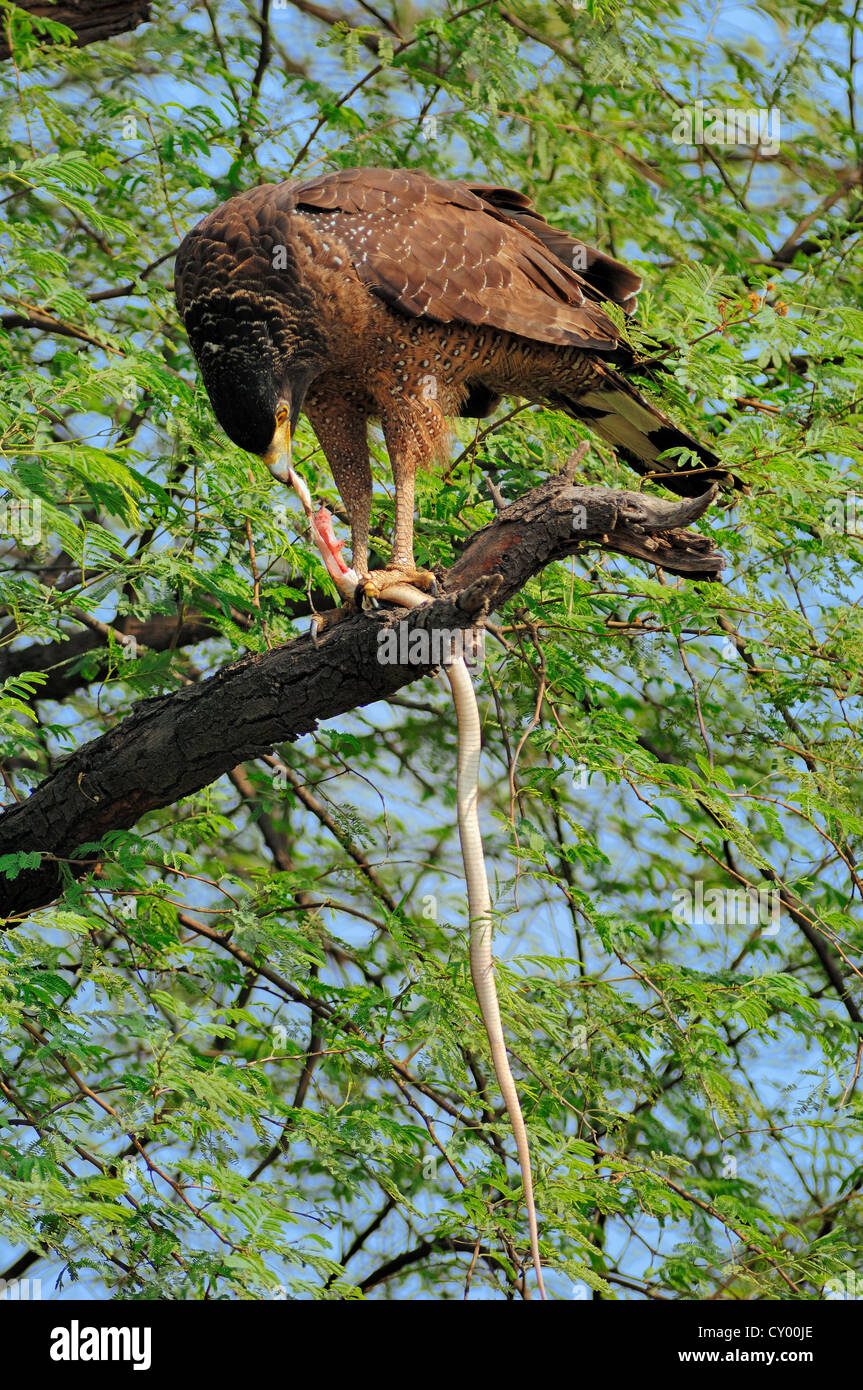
[
  {"left": 0, "top": 0, "right": 151, "bottom": 59},
  {"left": 0, "top": 466, "right": 722, "bottom": 922}
]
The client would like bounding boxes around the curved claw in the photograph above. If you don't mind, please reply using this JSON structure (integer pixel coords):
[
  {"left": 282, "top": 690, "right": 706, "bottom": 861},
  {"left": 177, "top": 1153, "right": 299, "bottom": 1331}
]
[
  {"left": 354, "top": 580, "right": 380, "bottom": 611},
  {"left": 307, "top": 605, "right": 356, "bottom": 644},
  {"left": 357, "top": 566, "right": 438, "bottom": 606}
]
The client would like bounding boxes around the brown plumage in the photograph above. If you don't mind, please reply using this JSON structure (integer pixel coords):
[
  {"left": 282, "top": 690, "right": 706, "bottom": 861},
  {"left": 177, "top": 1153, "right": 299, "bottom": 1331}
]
[{"left": 175, "top": 166, "right": 731, "bottom": 593}]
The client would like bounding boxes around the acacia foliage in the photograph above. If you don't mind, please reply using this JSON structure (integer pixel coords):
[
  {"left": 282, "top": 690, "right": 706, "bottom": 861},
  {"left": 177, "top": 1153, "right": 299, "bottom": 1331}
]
[{"left": 0, "top": 0, "right": 861, "bottom": 1300}]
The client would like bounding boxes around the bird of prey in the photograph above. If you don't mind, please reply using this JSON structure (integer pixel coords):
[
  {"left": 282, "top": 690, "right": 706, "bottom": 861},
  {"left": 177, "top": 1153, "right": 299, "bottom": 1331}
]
[{"left": 175, "top": 165, "right": 730, "bottom": 602}]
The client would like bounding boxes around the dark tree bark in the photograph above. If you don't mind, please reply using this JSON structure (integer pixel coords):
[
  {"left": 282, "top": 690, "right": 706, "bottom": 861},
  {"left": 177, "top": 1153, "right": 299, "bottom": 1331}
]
[
  {"left": 0, "top": 0, "right": 150, "bottom": 60},
  {"left": 0, "top": 460, "right": 722, "bottom": 923}
]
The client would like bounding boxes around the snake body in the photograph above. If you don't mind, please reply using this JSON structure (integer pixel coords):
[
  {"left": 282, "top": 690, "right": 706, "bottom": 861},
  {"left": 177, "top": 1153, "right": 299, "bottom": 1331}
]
[
  {"left": 445, "top": 644, "right": 547, "bottom": 1301},
  {"left": 372, "top": 582, "right": 546, "bottom": 1301},
  {"left": 285, "top": 467, "right": 546, "bottom": 1299}
]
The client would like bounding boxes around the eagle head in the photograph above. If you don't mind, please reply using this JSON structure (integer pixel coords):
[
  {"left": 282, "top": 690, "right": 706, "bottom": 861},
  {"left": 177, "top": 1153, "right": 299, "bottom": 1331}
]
[{"left": 187, "top": 293, "right": 320, "bottom": 460}]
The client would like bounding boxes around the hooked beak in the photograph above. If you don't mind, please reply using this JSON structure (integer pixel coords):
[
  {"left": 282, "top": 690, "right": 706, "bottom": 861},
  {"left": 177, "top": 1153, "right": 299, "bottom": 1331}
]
[{"left": 262, "top": 402, "right": 291, "bottom": 482}]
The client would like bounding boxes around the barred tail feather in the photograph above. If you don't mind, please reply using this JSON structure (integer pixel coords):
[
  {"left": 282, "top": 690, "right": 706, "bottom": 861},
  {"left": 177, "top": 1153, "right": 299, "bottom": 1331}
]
[{"left": 556, "top": 370, "right": 735, "bottom": 498}]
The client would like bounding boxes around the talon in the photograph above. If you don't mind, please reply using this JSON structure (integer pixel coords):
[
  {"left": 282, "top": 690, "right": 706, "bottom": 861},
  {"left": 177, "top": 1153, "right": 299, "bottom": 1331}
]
[
  {"left": 357, "top": 565, "right": 438, "bottom": 605},
  {"left": 354, "top": 580, "right": 379, "bottom": 611},
  {"left": 306, "top": 604, "right": 356, "bottom": 641}
]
